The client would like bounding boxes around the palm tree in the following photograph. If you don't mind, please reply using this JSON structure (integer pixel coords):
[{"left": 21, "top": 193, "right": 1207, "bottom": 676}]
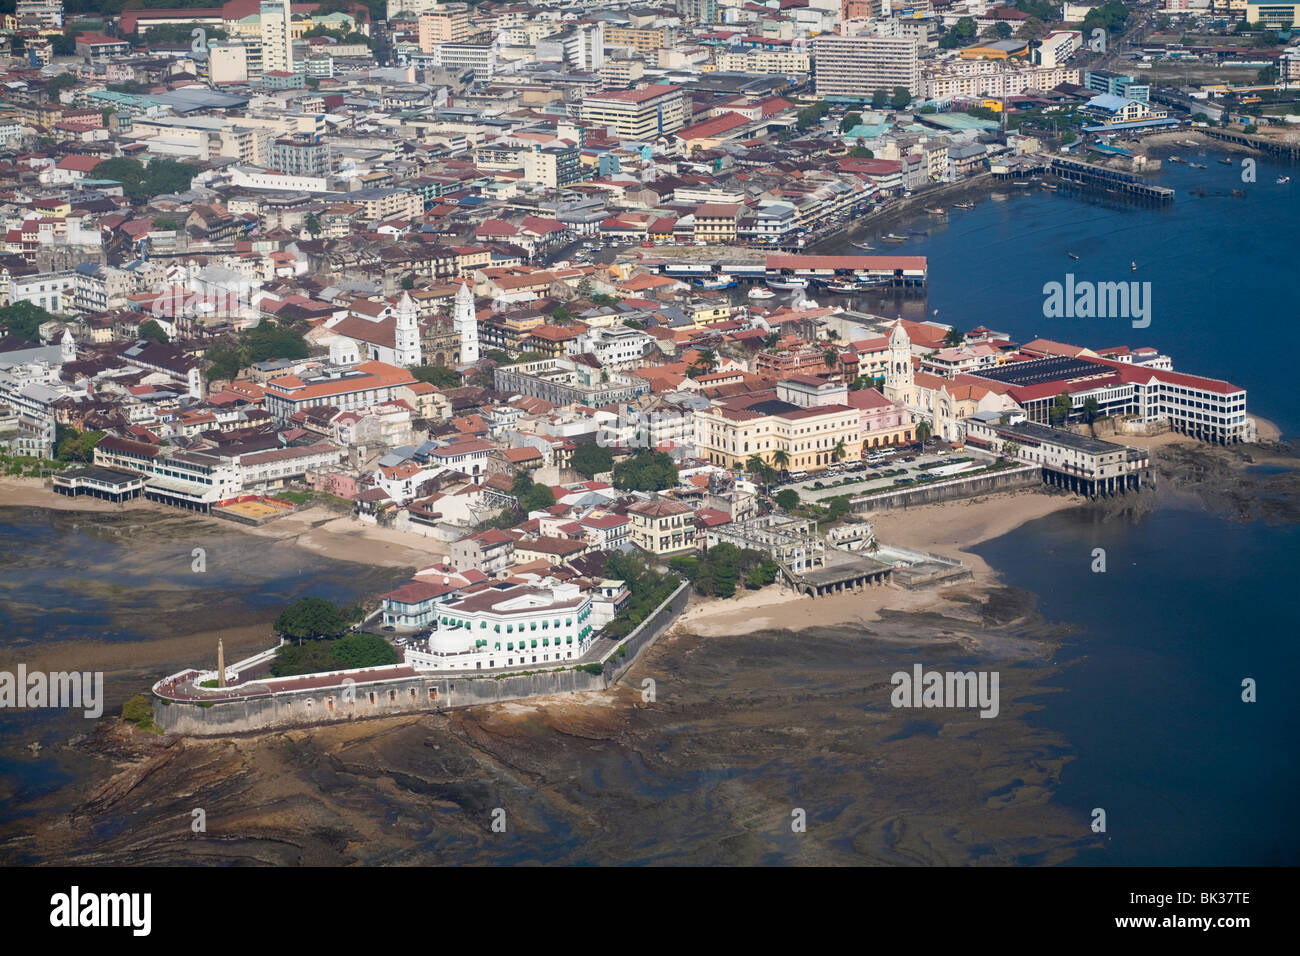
[
  {"left": 916, "top": 420, "right": 932, "bottom": 450},
  {"left": 831, "top": 439, "right": 847, "bottom": 463},
  {"left": 824, "top": 348, "right": 838, "bottom": 370},
  {"left": 772, "top": 448, "right": 790, "bottom": 476}
]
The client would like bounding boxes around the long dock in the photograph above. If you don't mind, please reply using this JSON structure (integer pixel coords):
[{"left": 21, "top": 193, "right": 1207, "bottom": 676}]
[
  {"left": 1202, "top": 127, "right": 1300, "bottom": 163},
  {"left": 1047, "top": 157, "right": 1175, "bottom": 204}
]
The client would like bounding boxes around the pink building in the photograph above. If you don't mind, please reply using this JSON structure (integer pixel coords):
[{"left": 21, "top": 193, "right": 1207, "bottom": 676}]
[{"left": 847, "top": 389, "right": 912, "bottom": 450}]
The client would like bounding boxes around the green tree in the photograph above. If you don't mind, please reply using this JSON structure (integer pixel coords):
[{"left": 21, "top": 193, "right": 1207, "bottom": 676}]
[
  {"left": 0, "top": 301, "right": 58, "bottom": 340},
  {"left": 330, "top": 632, "right": 400, "bottom": 669},
  {"left": 151, "top": 217, "right": 182, "bottom": 231},
  {"left": 138, "top": 319, "right": 170, "bottom": 344},
  {"left": 687, "top": 348, "right": 718, "bottom": 378},
  {"left": 772, "top": 448, "right": 790, "bottom": 472},
  {"left": 850, "top": 144, "right": 874, "bottom": 159},
  {"left": 1017, "top": 16, "right": 1048, "bottom": 40},
  {"left": 1050, "top": 391, "right": 1073, "bottom": 426},
  {"left": 274, "top": 596, "right": 348, "bottom": 644},
  {"left": 518, "top": 479, "right": 556, "bottom": 514},
  {"left": 612, "top": 450, "right": 678, "bottom": 491},
  {"left": 916, "top": 420, "right": 932, "bottom": 448},
  {"left": 994, "top": 21, "right": 1013, "bottom": 39},
  {"left": 409, "top": 364, "right": 461, "bottom": 387},
  {"left": 775, "top": 488, "right": 799, "bottom": 511},
  {"left": 571, "top": 441, "right": 614, "bottom": 478},
  {"left": 824, "top": 348, "right": 838, "bottom": 370},
  {"left": 1082, "top": 396, "right": 1102, "bottom": 434},
  {"left": 47, "top": 72, "right": 78, "bottom": 95},
  {"left": 303, "top": 212, "right": 323, "bottom": 236},
  {"left": 90, "top": 158, "right": 198, "bottom": 202},
  {"left": 400, "top": 274, "right": 415, "bottom": 290},
  {"left": 871, "top": 89, "right": 890, "bottom": 109},
  {"left": 943, "top": 326, "right": 964, "bottom": 347},
  {"left": 831, "top": 439, "right": 847, "bottom": 464},
  {"left": 840, "top": 112, "right": 863, "bottom": 132},
  {"left": 54, "top": 425, "right": 102, "bottom": 463}
]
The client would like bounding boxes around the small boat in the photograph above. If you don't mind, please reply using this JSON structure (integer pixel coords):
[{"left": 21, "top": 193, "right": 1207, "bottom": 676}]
[
  {"left": 952, "top": 201, "right": 975, "bottom": 210},
  {"left": 1193, "top": 163, "right": 1207, "bottom": 169},
  {"left": 747, "top": 286, "right": 776, "bottom": 300},
  {"left": 1231, "top": 188, "right": 1246, "bottom": 198},
  {"left": 767, "top": 276, "right": 808, "bottom": 290},
  {"left": 853, "top": 241, "right": 874, "bottom": 251},
  {"left": 825, "top": 280, "right": 861, "bottom": 294},
  {"left": 1068, "top": 252, "right": 1080, "bottom": 260},
  {"left": 1169, "top": 155, "right": 1185, "bottom": 163},
  {"left": 1219, "top": 158, "right": 1233, "bottom": 165},
  {"left": 1182, "top": 139, "right": 1199, "bottom": 147},
  {"left": 1041, "top": 182, "right": 1058, "bottom": 190},
  {"left": 1278, "top": 176, "right": 1291, "bottom": 184},
  {"left": 881, "top": 233, "right": 908, "bottom": 243},
  {"left": 696, "top": 273, "right": 735, "bottom": 290},
  {"left": 1130, "top": 261, "right": 1137, "bottom": 271}
]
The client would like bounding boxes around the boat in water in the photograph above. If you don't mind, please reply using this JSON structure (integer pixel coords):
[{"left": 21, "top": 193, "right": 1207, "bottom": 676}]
[
  {"left": 1042, "top": 182, "right": 1058, "bottom": 190},
  {"left": 825, "top": 280, "right": 861, "bottom": 294},
  {"left": 747, "top": 286, "right": 776, "bottom": 300},
  {"left": 767, "top": 276, "right": 809, "bottom": 290},
  {"left": 1219, "top": 157, "right": 1234, "bottom": 165},
  {"left": 1068, "top": 252, "right": 1080, "bottom": 260},
  {"left": 1131, "top": 261, "right": 1137, "bottom": 271},
  {"left": 1169, "top": 155, "right": 1185, "bottom": 163},
  {"left": 952, "top": 201, "right": 975, "bottom": 210},
  {"left": 1278, "top": 176, "right": 1291, "bottom": 184},
  {"left": 881, "top": 233, "right": 908, "bottom": 243},
  {"left": 695, "top": 273, "right": 735, "bottom": 290},
  {"left": 853, "top": 241, "right": 875, "bottom": 250}
]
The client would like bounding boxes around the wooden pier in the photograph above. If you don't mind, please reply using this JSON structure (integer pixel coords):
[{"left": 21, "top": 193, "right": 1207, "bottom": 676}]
[{"left": 1047, "top": 157, "right": 1175, "bottom": 204}]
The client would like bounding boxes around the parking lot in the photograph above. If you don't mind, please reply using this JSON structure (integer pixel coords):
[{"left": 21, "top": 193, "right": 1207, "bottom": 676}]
[{"left": 777, "top": 445, "right": 998, "bottom": 503}]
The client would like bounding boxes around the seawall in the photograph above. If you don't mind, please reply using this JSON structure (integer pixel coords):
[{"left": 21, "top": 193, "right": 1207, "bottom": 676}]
[
  {"left": 151, "top": 581, "right": 692, "bottom": 736},
  {"left": 850, "top": 464, "right": 1042, "bottom": 514}
]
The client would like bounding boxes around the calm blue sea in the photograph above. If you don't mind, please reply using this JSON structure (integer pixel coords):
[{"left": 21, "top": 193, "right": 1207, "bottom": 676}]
[
  {"left": 887, "top": 146, "right": 1300, "bottom": 865},
  {"left": 854, "top": 149, "right": 1300, "bottom": 439}
]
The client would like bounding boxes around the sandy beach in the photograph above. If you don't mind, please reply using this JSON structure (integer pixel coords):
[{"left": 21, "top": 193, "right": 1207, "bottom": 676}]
[
  {"left": 0, "top": 475, "right": 443, "bottom": 569},
  {"left": 673, "top": 488, "right": 1080, "bottom": 638}
]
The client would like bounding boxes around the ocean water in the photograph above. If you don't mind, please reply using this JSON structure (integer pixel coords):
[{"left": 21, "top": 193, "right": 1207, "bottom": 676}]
[
  {"left": 846, "top": 149, "right": 1300, "bottom": 439},
  {"left": 974, "top": 504, "right": 1300, "bottom": 866},
  {"left": 846, "top": 151, "right": 1300, "bottom": 865}
]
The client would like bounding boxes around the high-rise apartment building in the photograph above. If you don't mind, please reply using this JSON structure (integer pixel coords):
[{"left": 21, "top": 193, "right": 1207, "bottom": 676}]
[
  {"left": 813, "top": 34, "right": 921, "bottom": 99},
  {"left": 260, "top": 0, "right": 294, "bottom": 75}
]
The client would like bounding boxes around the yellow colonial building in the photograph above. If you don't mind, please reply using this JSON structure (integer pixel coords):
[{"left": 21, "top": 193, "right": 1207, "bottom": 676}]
[{"left": 695, "top": 395, "right": 863, "bottom": 472}]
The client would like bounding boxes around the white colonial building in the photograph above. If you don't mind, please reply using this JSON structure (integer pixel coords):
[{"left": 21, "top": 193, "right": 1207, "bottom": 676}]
[{"left": 404, "top": 581, "right": 596, "bottom": 671}]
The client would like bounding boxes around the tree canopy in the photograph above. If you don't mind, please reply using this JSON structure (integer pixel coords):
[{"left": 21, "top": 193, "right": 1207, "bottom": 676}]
[
  {"left": 90, "top": 157, "right": 198, "bottom": 202},
  {"left": 0, "top": 302, "right": 58, "bottom": 340},
  {"left": 273, "top": 596, "right": 351, "bottom": 643},
  {"left": 572, "top": 441, "right": 614, "bottom": 479},
  {"left": 612, "top": 450, "right": 678, "bottom": 492},
  {"left": 409, "top": 364, "right": 461, "bottom": 388}
]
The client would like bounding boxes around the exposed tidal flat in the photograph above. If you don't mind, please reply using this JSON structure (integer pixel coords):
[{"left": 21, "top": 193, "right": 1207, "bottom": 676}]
[{"left": 2, "top": 579, "right": 1090, "bottom": 866}]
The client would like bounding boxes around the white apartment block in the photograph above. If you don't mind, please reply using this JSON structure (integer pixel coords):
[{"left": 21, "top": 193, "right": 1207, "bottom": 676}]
[{"left": 813, "top": 35, "right": 921, "bottom": 98}]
